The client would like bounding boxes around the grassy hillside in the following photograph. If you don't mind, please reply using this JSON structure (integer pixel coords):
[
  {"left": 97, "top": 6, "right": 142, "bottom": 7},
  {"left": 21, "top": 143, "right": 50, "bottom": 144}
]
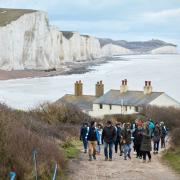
[{"left": 0, "top": 8, "right": 36, "bottom": 26}]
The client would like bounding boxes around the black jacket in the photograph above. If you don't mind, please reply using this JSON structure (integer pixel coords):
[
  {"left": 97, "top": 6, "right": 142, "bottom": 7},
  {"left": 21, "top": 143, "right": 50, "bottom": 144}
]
[
  {"left": 102, "top": 126, "right": 117, "bottom": 143},
  {"left": 87, "top": 127, "right": 98, "bottom": 141},
  {"left": 133, "top": 128, "right": 143, "bottom": 145},
  {"left": 122, "top": 128, "right": 132, "bottom": 145}
]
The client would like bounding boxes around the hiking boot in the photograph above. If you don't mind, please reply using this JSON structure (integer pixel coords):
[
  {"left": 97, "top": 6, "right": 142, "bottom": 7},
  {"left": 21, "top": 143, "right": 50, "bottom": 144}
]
[
  {"left": 127, "top": 154, "right": 131, "bottom": 159},
  {"left": 120, "top": 153, "right": 123, "bottom": 156},
  {"left": 89, "top": 155, "right": 93, "bottom": 161},
  {"left": 93, "top": 155, "right": 96, "bottom": 160},
  {"left": 105, "top": 157, "right": 108, "bottom": 161},
  {"left": 109, "top": 158, "right": 112, "bottom": 161},
  {"left": 124, "top": 156, "right": 127, "bottom": 160}
]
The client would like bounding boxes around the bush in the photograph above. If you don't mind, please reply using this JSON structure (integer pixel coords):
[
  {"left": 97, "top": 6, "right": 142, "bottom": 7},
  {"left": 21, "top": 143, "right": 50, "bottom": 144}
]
[
  {"left": 0, "top": 102, "right": 87, "bottom": 179},
  {"left": 32, "top": 102, "right": 91, "bottom": 125}
]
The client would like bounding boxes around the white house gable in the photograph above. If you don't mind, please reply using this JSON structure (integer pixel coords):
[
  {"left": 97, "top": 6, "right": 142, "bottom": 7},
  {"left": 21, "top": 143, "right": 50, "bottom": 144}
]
[{"left": 150, "top": 93, "right": 180, "bottom": 108}]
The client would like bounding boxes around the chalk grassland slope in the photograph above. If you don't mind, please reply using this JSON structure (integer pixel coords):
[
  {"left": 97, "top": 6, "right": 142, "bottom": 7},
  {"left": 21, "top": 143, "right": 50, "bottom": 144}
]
[
  {"left": 0, "top": 102, "right": 91, "bottom": 179},
  {"left": 0, "top": 8, "right": 37, "bottom": 26}
]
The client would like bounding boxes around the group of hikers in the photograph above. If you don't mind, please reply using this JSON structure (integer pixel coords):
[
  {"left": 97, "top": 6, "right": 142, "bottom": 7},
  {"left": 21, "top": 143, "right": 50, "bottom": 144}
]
[{"left": 80, "top": 118, "right": 168, "bottom": 162}]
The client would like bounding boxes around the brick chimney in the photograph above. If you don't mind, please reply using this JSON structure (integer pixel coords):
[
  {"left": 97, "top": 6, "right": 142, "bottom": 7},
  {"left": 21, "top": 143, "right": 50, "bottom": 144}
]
[
  {"left": 143, "top": 81, "right": 152, "bottom": 95},
  {"left": 74, "top": 80, "right": 83, "bottom": 96},
  {"left": 120, "top": 79, "right": 128, "bottom": 94},
  {"left": 96, "top": 80, "right": 104, "bottom": 97}
]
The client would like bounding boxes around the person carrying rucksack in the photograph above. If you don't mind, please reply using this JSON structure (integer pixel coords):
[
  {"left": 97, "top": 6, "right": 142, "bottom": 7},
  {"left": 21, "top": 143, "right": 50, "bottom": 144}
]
[
  {"left": 87, "top": 121, "right": 100, "bottom": 161},
  {"left": 114, "top": 122, "right": 123, "bottom": 156},
  {"left": 80, "top": 123, "right": 89, "bottom": 153},
  {"left": 153, "top": 122, "right": 161, "bottom": 154},
  {"left": 160, "top": 121, "right": 167, "bottom": 148},
  {"left": 122, "top": 123, "right": 132, "bottom": 160}
]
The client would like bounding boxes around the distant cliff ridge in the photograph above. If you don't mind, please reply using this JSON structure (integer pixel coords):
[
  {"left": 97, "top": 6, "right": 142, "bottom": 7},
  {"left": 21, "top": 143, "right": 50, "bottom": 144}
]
[
  {"left": 98, "top": 38, "right": 177, "bottom": 54},
  {"left": 0, "top": 8, "right": 178, "bottom": 71}
]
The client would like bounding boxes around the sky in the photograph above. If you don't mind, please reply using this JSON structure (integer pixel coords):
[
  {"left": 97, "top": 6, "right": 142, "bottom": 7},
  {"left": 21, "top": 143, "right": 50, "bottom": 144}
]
[{"left": 0, "top": 0, "right": 180, "bottom": 48}]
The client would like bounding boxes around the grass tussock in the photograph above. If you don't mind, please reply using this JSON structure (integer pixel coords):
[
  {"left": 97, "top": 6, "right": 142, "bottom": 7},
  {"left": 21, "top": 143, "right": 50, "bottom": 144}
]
[
  {"left": 0, "top": 102, "right": 90, "bottom": 179},
  {"left": 162, "top": 148, "right": 180, "bottom": 173}
]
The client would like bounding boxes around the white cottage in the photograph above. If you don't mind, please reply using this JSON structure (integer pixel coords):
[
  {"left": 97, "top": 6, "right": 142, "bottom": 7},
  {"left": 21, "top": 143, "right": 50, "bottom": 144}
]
[{"left": 56, "top": 80, "right": 180, "bottom": 118}]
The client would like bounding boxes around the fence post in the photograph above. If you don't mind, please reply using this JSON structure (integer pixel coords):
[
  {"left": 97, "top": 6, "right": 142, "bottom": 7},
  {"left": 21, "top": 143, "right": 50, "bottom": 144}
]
[
  {"left": 52, "top": 163, "right": 58, "bottom": 180},
  {"left": 32, "top": 150, "right": 38, "bottom": 180}
]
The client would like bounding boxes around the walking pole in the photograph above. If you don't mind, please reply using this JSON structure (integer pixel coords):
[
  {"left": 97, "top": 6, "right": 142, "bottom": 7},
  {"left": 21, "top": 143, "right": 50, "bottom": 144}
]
[
  {"left": 32, "top": 150, "right": 38, "bottom": 180},
  {"left": 52, "top": 163, "right": 58, "bottom": 180}
]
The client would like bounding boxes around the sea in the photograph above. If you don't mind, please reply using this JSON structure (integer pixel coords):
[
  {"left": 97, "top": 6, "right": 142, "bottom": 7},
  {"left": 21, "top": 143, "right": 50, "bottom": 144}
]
[{"left": 0, "top": 54, "right": 180, "bottom": 110}]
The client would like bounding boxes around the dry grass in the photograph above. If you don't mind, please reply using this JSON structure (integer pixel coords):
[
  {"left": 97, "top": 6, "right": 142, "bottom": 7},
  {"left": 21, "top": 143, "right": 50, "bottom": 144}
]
[{"left": 0, "top": 102, "right": 90, "bottom": 179}]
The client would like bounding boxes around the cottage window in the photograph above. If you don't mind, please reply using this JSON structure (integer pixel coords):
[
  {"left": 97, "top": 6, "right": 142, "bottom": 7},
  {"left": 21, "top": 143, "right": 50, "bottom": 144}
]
[
  {"left": 99, "top": 104, "right": 103, "bottom": 109},
  {"left": 109, "top": 104, "right": 112, "bottom": 110},
  {"left": 125, "top": 106, "right": 127, "bottom": 111},
  {"left": 135, "top": 106, "right": 139, "bottom": 112}
]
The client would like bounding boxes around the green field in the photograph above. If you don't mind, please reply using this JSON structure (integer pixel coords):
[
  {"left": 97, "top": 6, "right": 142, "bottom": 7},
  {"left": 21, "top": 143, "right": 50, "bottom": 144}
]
[{"left": 163, "top": 148, "right": 180, "bottom": 173}]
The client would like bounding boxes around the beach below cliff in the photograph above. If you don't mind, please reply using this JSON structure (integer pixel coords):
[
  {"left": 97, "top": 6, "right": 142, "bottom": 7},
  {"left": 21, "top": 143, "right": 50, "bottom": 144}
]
[{"left": 0, "top": 57, "right": 123, "bottom": 80}]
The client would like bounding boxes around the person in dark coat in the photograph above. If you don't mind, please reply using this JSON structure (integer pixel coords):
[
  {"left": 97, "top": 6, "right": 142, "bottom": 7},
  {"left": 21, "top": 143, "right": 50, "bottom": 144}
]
[
  {"left": 80, "top": 123, "right": 89, "bottom": 153},
  {"left": 153, "top": 122, "right": 161, "bottom": 154},
  {"left": 141, "top": 122, "right": 152, "bottom": 162},
  {"left": 160, "top": 121, "right": 167, "bottom": 148},
  {"left": 87, "top": 121, "right": 100, "bottom": 161},
  {"left": 122, "top": 123, "right": 132, "bottom": 160},
  {"left": 114, "top": 122, "right": 123, "bottom": 156},
  {"left": 133, "top": 125, "right": 143, "bottom": 159},
  {"left": 102, "top": 120, "right": 117, "bottom": 161}
]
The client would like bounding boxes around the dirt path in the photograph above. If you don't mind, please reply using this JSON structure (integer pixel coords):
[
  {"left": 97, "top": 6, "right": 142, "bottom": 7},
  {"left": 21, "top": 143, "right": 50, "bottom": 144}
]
[{"left": 68, "top": 145, "right": 180, "bottom": 180}]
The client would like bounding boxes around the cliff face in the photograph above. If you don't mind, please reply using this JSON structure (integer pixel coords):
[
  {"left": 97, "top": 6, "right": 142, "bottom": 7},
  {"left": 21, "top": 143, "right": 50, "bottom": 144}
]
[
  {"left": 0, "top": 10, "right": 64, "bottom": 70},
  {"left": 151, "top": 46, "right": 177, "bottom": 54},
  {"left": 0, "top": 8, "right": 178, "bottom": 70},
  {"left": 101, "top": 44, "right": 133, "bottom": 56}
]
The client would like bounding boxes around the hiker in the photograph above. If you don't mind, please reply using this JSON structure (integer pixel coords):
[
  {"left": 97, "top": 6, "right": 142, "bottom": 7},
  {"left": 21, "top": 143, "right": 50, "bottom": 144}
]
[
  {"left": 102, "top": 120, "right": 117, "bottom": 161},
  {"left": 80, "top": 123, "right": 89, "bottom": 153},
  {"left": 97, "top": 124, "right": 103, "bottom": 154},
  {"left": 153, "top": 122, "right": 161, "bottom": 154},
  {"left": 160, "top": 121, "right": 167, "bottom": 148},
  {"left": 141, "top": 122, "right": 152, "bottom": 163},
  {"left": 87, "top": 121, "right": 100, "bottom": 161},
  {"left": 133, "top": 124, "right": 143, "bottom": 159},
  {"left": 122, "top": 123, "right": 132, "bottom": 160},
  {"left": 114, "top": 122, "right": 123, "bottom": 156},
  {"left": 148, "top": 119, "right": 155, "bottom": 138}
]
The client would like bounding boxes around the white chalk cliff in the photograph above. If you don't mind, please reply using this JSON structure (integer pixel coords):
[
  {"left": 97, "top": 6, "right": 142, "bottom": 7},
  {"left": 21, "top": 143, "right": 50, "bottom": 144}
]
[
  {"left": 0, "top": 9, "right": 178, "bottom": 70},
  {"left": 101, "top": 44, "right": 133, "bottom": 56},
  {"left": 151, "top": 46, "right": 177, "bottom": 54}
]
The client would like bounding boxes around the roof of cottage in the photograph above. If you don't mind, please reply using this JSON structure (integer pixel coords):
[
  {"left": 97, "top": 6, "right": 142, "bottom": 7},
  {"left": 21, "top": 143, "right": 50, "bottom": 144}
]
[
  {"left": 55, "top": 94, "right": 96, "bottom": 112},
  {"left": 93, "top": 90, "right": 164, "bottom": 106}
]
